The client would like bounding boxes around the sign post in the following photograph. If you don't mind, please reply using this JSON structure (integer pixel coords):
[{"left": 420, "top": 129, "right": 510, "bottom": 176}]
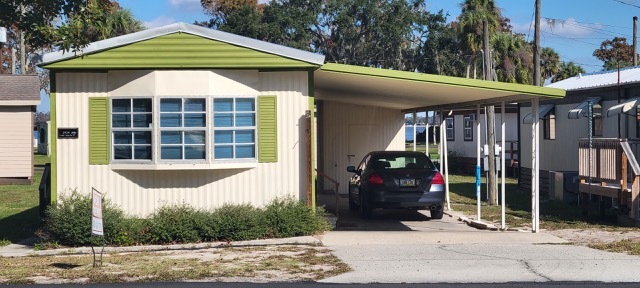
[{"left": 91, "top": 188, "right": 105, "bottom": 267}]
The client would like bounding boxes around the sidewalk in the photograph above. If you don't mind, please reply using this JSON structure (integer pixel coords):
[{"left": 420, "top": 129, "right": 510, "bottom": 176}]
[{"left": 0, "top": 236, "right": 321, "bottom": 258}]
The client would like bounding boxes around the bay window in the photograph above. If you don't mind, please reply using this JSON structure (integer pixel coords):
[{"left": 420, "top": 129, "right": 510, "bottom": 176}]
[{"left": 110, "top": 96, "right": 258, "bottom": 164}]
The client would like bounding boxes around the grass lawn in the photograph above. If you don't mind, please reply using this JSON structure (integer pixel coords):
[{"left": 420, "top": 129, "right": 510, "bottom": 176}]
[
  {"left": 447, "top": 174, "right": 629, "bottom": 230},
  {"left": 33, "top": 153, "right": 50, "bottom": 166},
  {"left": 0, "top": 169, "right": 43, "bottom": 244}
]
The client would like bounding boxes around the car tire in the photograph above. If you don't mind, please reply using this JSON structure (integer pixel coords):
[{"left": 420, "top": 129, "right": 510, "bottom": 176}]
[
  {"left": 359, "top": 193, "right": 372, "bottom": 219},
  {"left": 430, "top": 206, "right": 444, "bottom": 219}
]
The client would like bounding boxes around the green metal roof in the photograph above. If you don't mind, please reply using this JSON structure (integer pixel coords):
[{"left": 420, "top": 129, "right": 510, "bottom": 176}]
[{"left": 40, "top": 23, "right": 325, "bottom": 70}]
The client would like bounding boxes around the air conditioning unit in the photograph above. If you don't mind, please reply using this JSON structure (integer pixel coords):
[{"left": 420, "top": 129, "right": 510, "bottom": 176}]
[{"left": 549, "top": 171, "right": 578, "bottom": 204}]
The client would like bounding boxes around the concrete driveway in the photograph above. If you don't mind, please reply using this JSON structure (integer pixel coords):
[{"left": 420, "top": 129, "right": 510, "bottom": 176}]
[
  {"left": 316, "top": 194, "right": 640, "bottom": 283},
  {"left": 319, "top": 212, "right": 640, "bottom": 283}
]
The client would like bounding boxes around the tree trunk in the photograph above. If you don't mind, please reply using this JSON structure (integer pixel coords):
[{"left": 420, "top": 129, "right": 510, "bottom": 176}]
[{"left": 19, "top": 30, "right": 26, "bottom": 74}]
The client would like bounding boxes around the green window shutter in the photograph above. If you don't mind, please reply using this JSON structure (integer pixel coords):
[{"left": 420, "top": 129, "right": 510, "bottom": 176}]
[
  {"left": 257, "top": 96, "right": 278, "bottom": 163},
  {"left": 89, "top": 97, "right": 110, "bottom": 165}
]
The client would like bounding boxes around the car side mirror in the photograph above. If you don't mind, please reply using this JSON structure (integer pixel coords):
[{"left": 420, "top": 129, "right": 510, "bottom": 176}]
[{"left": 347, "top": 166, "right": 358, "bottom": 174}]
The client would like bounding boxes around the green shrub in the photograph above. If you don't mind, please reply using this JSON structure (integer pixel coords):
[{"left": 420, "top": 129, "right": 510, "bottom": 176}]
[
  {"left": 263, "top": 197, "right": 331, "bottom": 238},
  {"left": 211, "top": 204, "right": 266, "bottom": 241},
  {"left": 43, "top": 191, "right": 331, "bottom": 247},
  {"left": 43, "top": 191, "right": 128, "bottom": 246},
  {"left": 146, "top": 205, "right": 204, "bottom": 244}
]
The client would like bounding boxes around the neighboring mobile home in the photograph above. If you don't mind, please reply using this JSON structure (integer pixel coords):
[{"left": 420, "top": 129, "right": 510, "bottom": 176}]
[
  {"left": 519, "top": 67, "right": 640, "bottom": 204},
  {"left": 440, "top": 107, "right": 519, "bottom": 176},
  {"left": 0, "top": 75, "right": 40, "bottom": 184},
  {"left": 41, "top": 22, "right": 565, "bottom": 217}
]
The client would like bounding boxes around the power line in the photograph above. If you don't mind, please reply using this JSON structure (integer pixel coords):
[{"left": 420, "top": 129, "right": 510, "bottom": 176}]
[
  {"left": 541, "top": 30, "right": 599, "bottom": 46},
  {"left": 612, "top": 0, "right": 640, "bottom": 9},
  {"left": 543, "top": 16, "right": 632, "bottom": 30}
]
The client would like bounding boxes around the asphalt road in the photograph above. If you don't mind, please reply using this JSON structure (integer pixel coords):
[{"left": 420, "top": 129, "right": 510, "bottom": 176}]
[{"left": 4, "top": 282, "right": 640, "bottom": 287}]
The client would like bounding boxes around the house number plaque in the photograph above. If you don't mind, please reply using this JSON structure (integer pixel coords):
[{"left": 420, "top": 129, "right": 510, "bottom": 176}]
[{"left": 58, "top": 128, "right": 79, "bottom": 139}]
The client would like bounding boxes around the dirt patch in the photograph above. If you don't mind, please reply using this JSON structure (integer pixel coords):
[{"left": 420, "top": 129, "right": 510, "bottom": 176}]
[
  {"left": 0, "top": 245, "right": 350, "bottom": 284},
  {"left": 546, "top": 229, "right": 640, "bottom": 245}
]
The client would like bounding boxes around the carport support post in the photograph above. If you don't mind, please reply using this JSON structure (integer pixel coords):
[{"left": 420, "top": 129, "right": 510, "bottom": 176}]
[
  {"left": 439, "top": 110, "right": 443, "bottom": 173},
  {"left": 413, "top": 112, "right": 417, "bottom": 151},
  {"left": 501, "top": 101, "right": 506, "bottom": 230},
  {"left": 531, "top": 98, "right": 540, "bottom": 233},
  {"left": 476, "top": 105, "right": 482, "bottom": 221},
  {"left": 443, "top": 116, "right": 451, "bottom": 211}
]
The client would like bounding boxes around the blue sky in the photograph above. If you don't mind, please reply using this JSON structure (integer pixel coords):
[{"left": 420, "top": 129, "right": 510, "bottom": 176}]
[{"left": 37, "top": 0, "right": 640, "bottom": 111}]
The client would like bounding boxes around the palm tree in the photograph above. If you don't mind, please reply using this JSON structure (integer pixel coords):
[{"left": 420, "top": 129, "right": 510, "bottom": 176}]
[
  {"left": 540, "top": 47, "right": 560, "bottom": 84},
  {"left": 553, "top": 61, "right": 585, "bottom": 82},
  {"left": 458, "top": 0, "right": 501, "bottom": 78}
]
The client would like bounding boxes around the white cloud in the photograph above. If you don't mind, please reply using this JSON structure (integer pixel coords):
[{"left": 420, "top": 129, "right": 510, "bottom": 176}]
[
  {"left": 169, "top": 0, "right": 201, "bottom": 12},
  {"left": 144, "top": 16, "right": 177, "bottom": 29}
]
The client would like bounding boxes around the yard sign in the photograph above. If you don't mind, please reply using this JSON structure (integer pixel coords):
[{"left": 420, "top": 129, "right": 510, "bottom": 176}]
[{"left": 91, "top": 188, "right": 104, "bottom": 236}]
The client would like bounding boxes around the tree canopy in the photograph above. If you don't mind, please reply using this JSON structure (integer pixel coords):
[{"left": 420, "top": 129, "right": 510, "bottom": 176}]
[
  {"left": 196, "top": 0, "right": 573, "bottom": 84},
  {"left": 593, "top": 37, "right": 634, "bottom": 71}
]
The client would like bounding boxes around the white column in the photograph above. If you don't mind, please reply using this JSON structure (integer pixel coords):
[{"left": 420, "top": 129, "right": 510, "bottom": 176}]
[
  {"left": 426, "top": 122, "right": 430, "bottom": 154},
  {"left": 413, "top": 112, "right": 417, "bottom": 151},
  {"left": 439, "top": 114, "right": 443, "bottom": 173},
  {"left": 476, "top": 105, "right": 482, "bottom": 221},
  {"left": 531, "top": 98, "right": 540, "bottom": 233},
  {"left": 443, "top": 118, "right": 451, "bottom": 211},
  {"left": 501, "top": 101, "right": 506, "bottom": 230}
]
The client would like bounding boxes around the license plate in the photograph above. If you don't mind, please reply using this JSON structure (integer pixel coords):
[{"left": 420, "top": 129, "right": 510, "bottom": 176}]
[{"left": 399, "top": 178, "right": 415, "bottom": 187}]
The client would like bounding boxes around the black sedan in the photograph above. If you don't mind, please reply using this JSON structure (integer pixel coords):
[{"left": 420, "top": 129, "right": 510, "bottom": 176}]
[{"left": 346, "top": 151, "right": 445, "bottom": 219}]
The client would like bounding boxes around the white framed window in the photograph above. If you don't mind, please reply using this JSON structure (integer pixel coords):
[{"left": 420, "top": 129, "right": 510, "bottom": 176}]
[
  {"left": 445, "top": 117, "right": 454, "bottom": 141},
  {"left": 159, "top": 98, "right": 207, "bottom": 161},
  {"left": 111, "top": 98, "right": 153, "bottom": 161},
  {"left": 463, "top": 115, "right": 473, "bottom": 141},
  {"left": 213, "top": 97, "right": 256, "bottom": 160}
]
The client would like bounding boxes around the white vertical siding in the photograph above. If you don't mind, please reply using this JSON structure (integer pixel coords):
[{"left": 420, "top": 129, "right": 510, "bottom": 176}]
[
  {"left": 321, "top": 101, "right": 404, "bottom": 194},
  {"left": 0, "top": 106, "right": 33, "bottom": 178},
  {"left": 56, "top": 71, "right": 308, "bottom": 216}
]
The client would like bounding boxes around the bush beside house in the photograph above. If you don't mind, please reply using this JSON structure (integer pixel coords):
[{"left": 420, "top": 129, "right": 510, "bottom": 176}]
[{"left": 39, "top": 192, "right": 330, "bottom": 247}]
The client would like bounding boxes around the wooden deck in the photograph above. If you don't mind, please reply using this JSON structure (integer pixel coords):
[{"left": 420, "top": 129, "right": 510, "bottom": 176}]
[{"left": 578, "top": 138, "right": 640, "bottom": 221}]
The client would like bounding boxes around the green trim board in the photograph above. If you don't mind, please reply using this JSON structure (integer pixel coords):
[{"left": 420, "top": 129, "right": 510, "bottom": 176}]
[
  {"left": 42, "top": 33, "right": 320, "bottom": 70},
  {"left": 257, "top": 96, "right": 278, "bottom": 163},
  {"left": 89, "top": 98, "right": 110, "bottom": 165},
  {"left": 50, "top": 72, "right": 57, "bottom": 204},
  {"left": 320, "top": 63, "right": 566, "bottom": 98}
]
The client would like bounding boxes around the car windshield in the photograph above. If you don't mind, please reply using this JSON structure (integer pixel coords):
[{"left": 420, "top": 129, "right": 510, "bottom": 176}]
[{"left": 370, "top": 154, "right": 435, "bottom": 170}]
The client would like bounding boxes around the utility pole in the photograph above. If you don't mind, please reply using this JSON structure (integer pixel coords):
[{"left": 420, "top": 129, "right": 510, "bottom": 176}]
[
  {"left": 483, "top": 20, "right": 497, "bottom": 205},
  {"left": 634, "top": 16, "right": 638, "bottom": 66},
  {"left": 534, "top": 0, "right": 541, "bottom": 86}
]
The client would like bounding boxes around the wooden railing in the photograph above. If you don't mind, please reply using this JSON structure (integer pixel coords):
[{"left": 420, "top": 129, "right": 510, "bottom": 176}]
[
  {"left": 578, "top": 138, "right": 624, "bottom": 182},
  {"left": 315, "top": 169, "right": 340, "bottom": 222}
]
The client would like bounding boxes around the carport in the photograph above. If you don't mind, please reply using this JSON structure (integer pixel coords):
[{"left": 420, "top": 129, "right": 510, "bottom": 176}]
[{"left": 313, "top": 63, "right": 566, "bottom": 232}]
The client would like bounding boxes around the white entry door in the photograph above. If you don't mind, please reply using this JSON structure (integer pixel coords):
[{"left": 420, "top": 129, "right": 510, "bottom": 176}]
[{"left": 347, "top": 124, "right": 383, "bottom": 166}]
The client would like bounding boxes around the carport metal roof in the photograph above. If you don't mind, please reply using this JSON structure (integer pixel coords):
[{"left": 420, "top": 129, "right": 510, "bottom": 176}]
[
  {"left": 314, "top": 63, "right": 565, "bottom": 233},
  {"left": 314, "top": 63, "right": 566, "bottom": 110}
]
